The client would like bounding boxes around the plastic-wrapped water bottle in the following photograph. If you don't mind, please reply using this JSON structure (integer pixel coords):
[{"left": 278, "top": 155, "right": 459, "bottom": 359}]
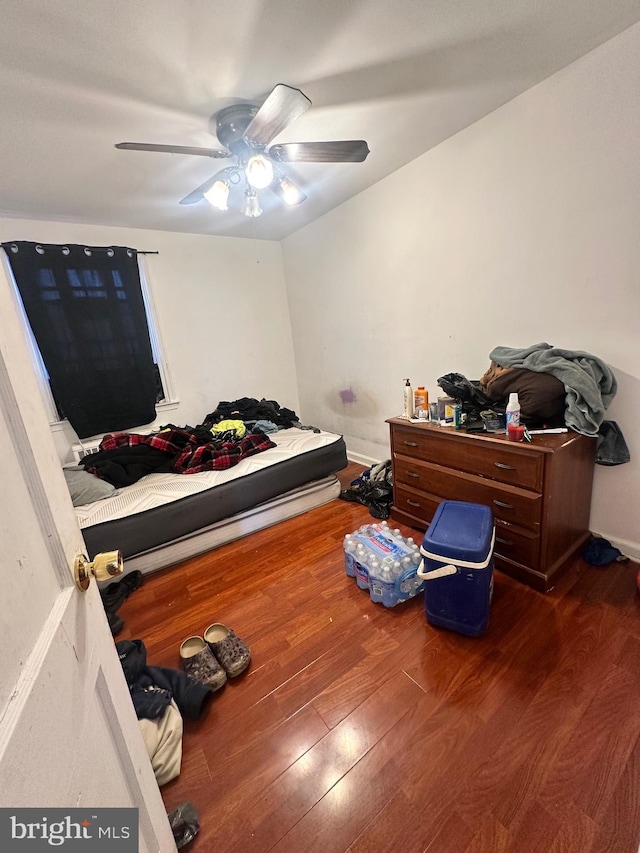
[
  {"left": 344, "top": 521, "right": 426, "bottom": 607},
  {"left": 343, "top": 534, "right": 356, "bottom": 554}
]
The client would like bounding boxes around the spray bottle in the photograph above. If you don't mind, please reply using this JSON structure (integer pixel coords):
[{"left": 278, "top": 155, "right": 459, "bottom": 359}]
[
  {"left": 403, "top": 379, "right": 413, "bottom": 418},
  {"left": 505, "top": 392, "right": 521, "bottom": 434}
]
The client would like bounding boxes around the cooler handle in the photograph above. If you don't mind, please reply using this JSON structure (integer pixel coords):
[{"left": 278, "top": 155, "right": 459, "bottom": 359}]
[{"left": 416, "top": 559, "right": 458, "bottom": 581}]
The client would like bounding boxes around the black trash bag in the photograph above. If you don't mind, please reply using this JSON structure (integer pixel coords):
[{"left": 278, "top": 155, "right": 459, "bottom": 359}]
[
  {"left": 339, "top": 460, "right": 393, "bottom": 520},
  {"left": 168, "top": 802, "right": 200, "bottom": 849},
  {"left": 437, "top": 373, "right": 496, "bottom": 413}
]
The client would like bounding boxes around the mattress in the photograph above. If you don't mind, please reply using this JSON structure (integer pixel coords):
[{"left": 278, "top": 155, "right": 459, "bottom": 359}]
[{"left": 79, "top": 427, "right": 347, "bottom": 561}]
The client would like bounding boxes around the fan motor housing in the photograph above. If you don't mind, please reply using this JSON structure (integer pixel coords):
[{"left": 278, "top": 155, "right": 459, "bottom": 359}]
[{"left": 214, "top": 104, "right": 259, "bottom": 158}]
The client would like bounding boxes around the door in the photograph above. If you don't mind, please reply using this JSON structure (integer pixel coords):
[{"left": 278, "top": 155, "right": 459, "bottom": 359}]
[{"left": 0, "top": 262, "right": 176, "bottom": 850}]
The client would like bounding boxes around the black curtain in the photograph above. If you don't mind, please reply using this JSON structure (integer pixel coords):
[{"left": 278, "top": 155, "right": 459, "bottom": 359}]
[{"left": 3, "top": 242, "right": 158, "bottom": 438}]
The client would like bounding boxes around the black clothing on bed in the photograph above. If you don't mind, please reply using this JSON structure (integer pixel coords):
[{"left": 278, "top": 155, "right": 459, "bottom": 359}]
[
  {"left": 204, "top": 397, "right": 299, "bottom": 429},
  {"left": 83, "top": 444, "right": 174, "bottom": 486}
]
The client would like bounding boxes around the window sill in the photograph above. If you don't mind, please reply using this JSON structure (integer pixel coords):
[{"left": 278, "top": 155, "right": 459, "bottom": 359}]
[
  {"left": 156, "top": 399, "right": 180, "bottom": 413},
  {"left": 48, "top": 399, "right": 181, "bottom": 431}
]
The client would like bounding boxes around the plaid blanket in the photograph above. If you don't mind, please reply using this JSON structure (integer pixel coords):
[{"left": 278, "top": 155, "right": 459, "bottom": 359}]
[{"left": 97, "top": 427, "right": 276, "bottom": 475}]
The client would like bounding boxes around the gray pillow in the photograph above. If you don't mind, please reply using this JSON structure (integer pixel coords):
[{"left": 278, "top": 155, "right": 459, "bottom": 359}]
[{"left": 63, "top": 466, "right": 118, "bottom": 507}]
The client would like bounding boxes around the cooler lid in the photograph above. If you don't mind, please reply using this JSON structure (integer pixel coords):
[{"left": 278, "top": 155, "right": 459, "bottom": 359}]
[{"left": 420, "top": 500, "right": 494, "bottom": 564}]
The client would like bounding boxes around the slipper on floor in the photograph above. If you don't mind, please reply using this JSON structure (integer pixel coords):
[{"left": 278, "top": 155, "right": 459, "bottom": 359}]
[
  {"left": 204, "top": 624, "right": 251, "bottom": 677},
  {"left": 179, "top": 636, "right": 227, "bottom": 692}
]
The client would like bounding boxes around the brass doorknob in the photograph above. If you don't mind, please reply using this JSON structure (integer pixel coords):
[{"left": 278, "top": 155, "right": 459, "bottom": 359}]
[{"left": 74, "top": 550, "right": 124, "bottom": 591}]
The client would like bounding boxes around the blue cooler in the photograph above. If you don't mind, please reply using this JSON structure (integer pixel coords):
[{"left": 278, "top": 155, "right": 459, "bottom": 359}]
[{"left": 417, "top": 501, "right": 495, "bottom": 637}]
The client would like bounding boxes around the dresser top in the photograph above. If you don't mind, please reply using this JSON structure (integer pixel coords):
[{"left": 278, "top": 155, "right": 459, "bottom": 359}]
[{"left": 386, "top": 416, "right": 595, "bottom": 454}]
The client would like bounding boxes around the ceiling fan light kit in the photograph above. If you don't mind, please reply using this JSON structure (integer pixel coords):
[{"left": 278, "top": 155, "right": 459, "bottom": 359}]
[
  {"left": 245, "top": 153, "right": 274, "bottom": 190},
  {"left": 203, "top": 179, "right": 229, "bottom": 211},
  {"left": 115, "top": 84, "right": 370, "bottom": 219},
  {"left": 241, "top": 188, "right": 262, "bottom": 218},
  {"left": 276, "top": 175, "right": 305, "bottom": 206}
]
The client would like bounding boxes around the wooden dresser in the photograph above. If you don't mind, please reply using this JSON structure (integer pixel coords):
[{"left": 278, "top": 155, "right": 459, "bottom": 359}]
[{"left": 387, "top": 417, "right": 596, "bottom": 592}]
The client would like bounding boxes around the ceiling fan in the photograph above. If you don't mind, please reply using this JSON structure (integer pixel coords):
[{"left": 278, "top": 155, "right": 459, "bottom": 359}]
[{"left": 115, "top": 83, "right": 370, "bottom": 217}]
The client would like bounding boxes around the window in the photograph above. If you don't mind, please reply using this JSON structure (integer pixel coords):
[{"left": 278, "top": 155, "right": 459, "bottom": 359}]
[{"left": 2, "top": 242, "right": 174, "bottom": 439}]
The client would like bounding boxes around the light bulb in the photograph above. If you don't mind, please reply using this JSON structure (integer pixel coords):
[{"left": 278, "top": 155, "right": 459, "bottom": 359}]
[
  {"left": 245, "top": 153, "right": 274, "bottom": 189},
  {"left": 279, "top": 177, "right": 305, "bottom": 206},
  {"left": 203, "top": 180, "right": 229, "bottom": 210},
  {"left": 241, "top": 189, "right": 262, "bottom": 218}
]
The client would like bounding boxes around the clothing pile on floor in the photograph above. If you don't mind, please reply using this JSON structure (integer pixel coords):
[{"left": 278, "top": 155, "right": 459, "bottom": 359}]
[
  {"left": 339, "top": 460, "right": 394, "bottom": 519},
  {"left": 102, "top": 571, "right": 252, "bottom": 798},
  {"left": 117, "top": 637, "right": 214, "bottom": 787},
  {"left": 100, "top": 570, "right": 144, "bottom": 636}
]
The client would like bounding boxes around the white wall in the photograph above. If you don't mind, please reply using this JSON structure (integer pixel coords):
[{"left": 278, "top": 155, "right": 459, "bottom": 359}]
[
  {"left": 282, "top": 23, "right": 640, "bottom": 558},
  {"left": 0, "top": 218, "right": 299, "bottom": 462}
]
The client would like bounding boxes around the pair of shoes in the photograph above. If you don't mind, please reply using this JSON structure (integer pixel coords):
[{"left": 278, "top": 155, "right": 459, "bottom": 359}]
[
  {"left": 179, "top": 624, "right": 251, "bottom": 692},
  {"left": 100, "top": 570, "right": 143, "bottom": 615}
]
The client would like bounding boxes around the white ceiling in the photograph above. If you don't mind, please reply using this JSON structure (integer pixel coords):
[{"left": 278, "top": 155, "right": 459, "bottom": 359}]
[{"left": 2, "top": 0, "right": 640, "bottom": 241}]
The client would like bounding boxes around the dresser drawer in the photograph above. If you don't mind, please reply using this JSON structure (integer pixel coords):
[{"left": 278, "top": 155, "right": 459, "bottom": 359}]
[
  {"left": 394, "top": 455, "right": 542, "bottom": 531},
  {"left": 391, "top": 424, "right": 543, "bottom": 491},
  {"left": 393, "top": 484, "right": 440, "bottom": 525},
  {"left": 393, "top": 482, "right": 541, "bottom": 569},
  {"left": 494, "top": 521, "right": 540, "bottom": 570}
]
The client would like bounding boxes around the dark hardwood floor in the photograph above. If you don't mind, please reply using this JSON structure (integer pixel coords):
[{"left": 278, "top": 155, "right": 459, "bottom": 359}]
[{"left": 117, "top": 462, "right": 640, "bottom": 852}]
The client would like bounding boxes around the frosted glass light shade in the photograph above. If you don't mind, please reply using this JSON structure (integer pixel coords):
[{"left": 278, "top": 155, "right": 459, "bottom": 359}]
[
  {"left": 203, "top": 180, "right": 229, "bottom": 210},
  {"left": 245, "top": 154, "right": 274, "bottom": 189},
  {"left": 241, "top": 189, "right": 262, "bottom": 217}
]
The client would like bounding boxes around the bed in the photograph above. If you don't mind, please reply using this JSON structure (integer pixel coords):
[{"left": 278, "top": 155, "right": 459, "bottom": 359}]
[{"left": 76, "top": 427, "right": 347, "bottom": 575}]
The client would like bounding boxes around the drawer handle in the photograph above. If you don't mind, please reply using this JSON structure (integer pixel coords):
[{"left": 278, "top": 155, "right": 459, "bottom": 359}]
[
  {"left": 493, "top": 500, "right": 514, "bottom": 509},
  {"left": 403, "top": 441, "right": 419, "bottom": 447},
  {"left": 406, "top": 499, "right": 421, "bottom": 508},
  {"left": 406, "top": 471, "right": 419, "bottom": 478},
  {"left": 494, "top": 462, "right": 516, "bottom": 471},
  {"left": 495, "top": 536, "right": 513, "bottom": 546}
]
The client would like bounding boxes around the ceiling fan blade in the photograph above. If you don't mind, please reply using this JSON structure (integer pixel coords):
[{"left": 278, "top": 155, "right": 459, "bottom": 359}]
[
  {"left": 115, "top": 142, "right": 230, "bottom": 159},
  {"left": 179, "top": 167, "right": 235, "bottom": 205},
  {"left": 268, "top": 140, "right": 370, "bottom": 163},
  {"left": 242, "top": 84, "right": 312, "bottom": 147}
]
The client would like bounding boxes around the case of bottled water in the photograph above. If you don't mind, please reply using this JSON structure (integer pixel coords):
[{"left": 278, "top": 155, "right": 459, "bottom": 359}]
[{"left": 343, "top": 521, "right": 425, "bottom": 607}]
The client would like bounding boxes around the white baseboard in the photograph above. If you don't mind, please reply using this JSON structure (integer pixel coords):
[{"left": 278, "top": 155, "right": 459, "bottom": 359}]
[
  {"left": 591, "top": 531, "right": 640, "bottom": 563},
  {"left": 346, "top": 451, "right": 381, "bottom": 468}
]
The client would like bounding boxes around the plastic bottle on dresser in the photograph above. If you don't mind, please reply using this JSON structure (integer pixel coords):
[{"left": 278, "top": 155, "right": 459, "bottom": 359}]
[
  {"left": 413, "top": 386, "right": 428, "bottom": 417},
  {"left": 403, "top": 379, "right": 413, "bottom": 418},
  {"left": 505, "top": 392, "right": 521, "bottom": 434}
]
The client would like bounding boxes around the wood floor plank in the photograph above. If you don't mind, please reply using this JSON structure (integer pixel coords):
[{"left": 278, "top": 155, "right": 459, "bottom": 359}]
[
  {"left": 462, "top": 814, "right": 512, "bottom": 853},
  {"left": 592, "top": 731, "right": 640, "bottom": 853},
  {"left": 537, "top": 664, "right": 640, "bottom": 823},
  {"left": 116, "top": 474, "right": 640, "bottom": 853},
  {"left": 226, "top": 671, "right": 426, "bottom": 853}
]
